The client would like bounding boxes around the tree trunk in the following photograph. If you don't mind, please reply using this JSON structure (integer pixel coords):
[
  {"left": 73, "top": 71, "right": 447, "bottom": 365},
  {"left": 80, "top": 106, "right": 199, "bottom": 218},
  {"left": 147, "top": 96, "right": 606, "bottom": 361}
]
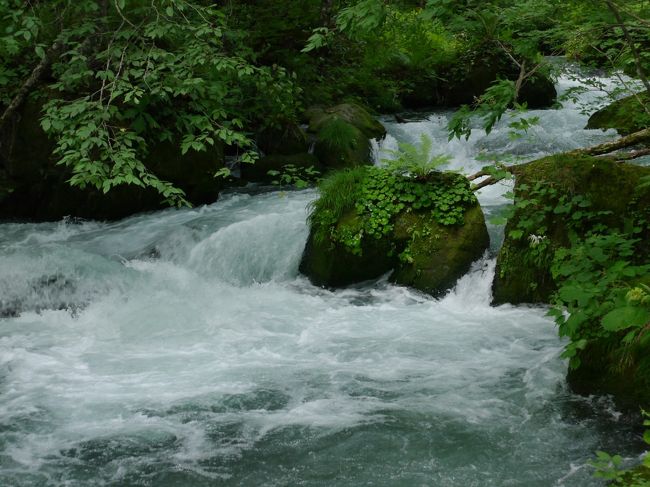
[
  {"left": 0, "top": 41, "right": 62, "bottom": 132},
  {"left": 320, "top": 0, "right": 335, "bottom": 27}
]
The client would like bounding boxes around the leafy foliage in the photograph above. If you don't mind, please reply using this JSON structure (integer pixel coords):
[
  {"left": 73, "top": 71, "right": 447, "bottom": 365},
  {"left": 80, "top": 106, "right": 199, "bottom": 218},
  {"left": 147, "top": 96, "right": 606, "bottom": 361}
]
[
  {"left": 381, "top": 134, "right": 452, "bottom": 179},
  {"left": 1, "top": 0, "right": 299, "bottom": 205},
  {"left": 309, "top": 165, "right": 475, "bottom": 256},
  {"left": 267, "top": 164, "right": 321, "bottom": 189},
  {"left": 592, "top": 411, "right": 650, "bottom": 486}
]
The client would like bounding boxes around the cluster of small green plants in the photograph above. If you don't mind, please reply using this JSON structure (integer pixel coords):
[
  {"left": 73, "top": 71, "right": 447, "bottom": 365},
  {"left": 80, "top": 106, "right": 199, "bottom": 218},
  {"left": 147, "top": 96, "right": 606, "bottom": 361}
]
[
  {"left": 309, "top": 137, "right": 474, "bottom": 257},
  {"left": 267, "top": 164, "right": 321, "bottom": 189}
]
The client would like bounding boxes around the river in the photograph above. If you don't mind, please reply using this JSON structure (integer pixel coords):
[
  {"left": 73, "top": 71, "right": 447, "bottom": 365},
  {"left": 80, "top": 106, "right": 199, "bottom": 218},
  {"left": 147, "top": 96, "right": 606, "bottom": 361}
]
[{"left": 0, "top": 64, "right": 647, "bottom": 486}]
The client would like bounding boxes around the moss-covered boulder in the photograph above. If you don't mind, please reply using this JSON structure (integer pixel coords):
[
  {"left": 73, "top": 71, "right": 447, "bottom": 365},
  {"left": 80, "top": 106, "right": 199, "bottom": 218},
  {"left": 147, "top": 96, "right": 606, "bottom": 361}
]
[
  {"left": 305, "top": 103, "right": 386, "bottom": 170},
  {"left": 306, "top": 103, "right": 386, "bottom": 140},
  {"left": 492, "top": 154, "right": 650, "bottom": 410},
  {"left": 300, "top": 167, "right": 489, "bottom": 296},
  {"left": 493, "top": 154, "right": 650, "bottom": 305},
  {"left": 586, "top": 91, "right": 650, "bottom": 135},
  {"left": 391, "top": 205, "right": 489, "bottom": 294},
  {"left": 402, "top": 49, "right": 557, "bottom": 109}
]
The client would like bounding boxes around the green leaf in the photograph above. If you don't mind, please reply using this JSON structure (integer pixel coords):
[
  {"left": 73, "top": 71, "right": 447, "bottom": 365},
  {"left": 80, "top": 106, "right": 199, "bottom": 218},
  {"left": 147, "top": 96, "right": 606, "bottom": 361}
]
[{"left": 601, "top": 306, "right": 650, "bottom": 332}]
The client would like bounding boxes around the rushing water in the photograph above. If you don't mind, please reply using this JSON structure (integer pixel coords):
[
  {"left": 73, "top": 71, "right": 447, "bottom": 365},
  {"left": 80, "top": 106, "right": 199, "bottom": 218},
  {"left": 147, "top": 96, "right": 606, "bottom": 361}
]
[{"left": 0, "top": 66, "right": 647, "bottom": 486}]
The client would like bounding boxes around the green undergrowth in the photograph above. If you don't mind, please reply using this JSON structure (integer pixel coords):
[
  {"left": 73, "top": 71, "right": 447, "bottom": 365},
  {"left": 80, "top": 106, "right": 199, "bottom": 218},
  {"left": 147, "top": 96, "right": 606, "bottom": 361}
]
[{"left": 308, "top": 165, "right": 476, "bottom": 257}]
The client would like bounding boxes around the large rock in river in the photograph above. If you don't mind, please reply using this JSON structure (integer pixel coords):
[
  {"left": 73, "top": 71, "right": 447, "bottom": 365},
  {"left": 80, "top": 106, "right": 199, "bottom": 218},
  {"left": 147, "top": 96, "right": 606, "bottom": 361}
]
[
  {"left": 305, "top": 103, "right": 386, "bottom": 170},
  {"left": 492, "top": 154, "right": 650, "bottom": 410},
  {"left": 493, "top": 154, "right": 650, "bottom": 305},
  {"left": 586, "top": 91, "right": 650, "bottom": 135},
  {"left": 300, "top": 167, "right": 489, "bottom": 296}
]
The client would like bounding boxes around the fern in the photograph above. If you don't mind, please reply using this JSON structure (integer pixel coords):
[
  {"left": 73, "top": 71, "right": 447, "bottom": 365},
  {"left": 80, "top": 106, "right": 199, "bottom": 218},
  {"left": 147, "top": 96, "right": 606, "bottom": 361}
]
[{"left": 381, "top": 134, "right": 451, "bottom": 179}]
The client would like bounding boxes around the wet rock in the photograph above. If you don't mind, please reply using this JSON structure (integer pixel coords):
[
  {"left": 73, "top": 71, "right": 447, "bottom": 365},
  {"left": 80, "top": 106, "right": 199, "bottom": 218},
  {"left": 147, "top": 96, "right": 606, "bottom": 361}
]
[
  {"left": 305, "top": 103, "right": 386, "bottom": 170},
  {"left": 586, "top": 91, "right": 650, "bottom": 135},
  {"left": 300, "top": 169, "right": 489, "bottom": 296}
]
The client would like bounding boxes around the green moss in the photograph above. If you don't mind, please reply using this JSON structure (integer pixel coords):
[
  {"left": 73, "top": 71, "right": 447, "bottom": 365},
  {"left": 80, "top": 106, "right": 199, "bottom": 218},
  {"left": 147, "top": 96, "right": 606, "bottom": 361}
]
[
  {"left": 307, "top": 103, "right": 386, "bottom": 140},
  {"left": 301, "top": 166, "right": 489, "bottom": 295},
  {"left": 391, "top": 205, "right": 489, "bottom": 296},
  {"left": 493, "top": 154, "right": 650, "bottom": 304},
  {"left": 586, "top": 91, "right": 650, "bottom": 135}
]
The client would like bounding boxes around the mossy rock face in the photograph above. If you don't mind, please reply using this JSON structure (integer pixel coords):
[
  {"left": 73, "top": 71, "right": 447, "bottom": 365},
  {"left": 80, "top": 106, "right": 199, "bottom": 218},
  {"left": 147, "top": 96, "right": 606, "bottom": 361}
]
[
  {"left": 493, "top": 154, "right": 650, "bottom": 305},
  {"left": 240, "top": 153, "right": 321, "bottom": 183},
  {"left": 313, "top": 123, "right": 371, "bottom": 169},
  {"left": 391, "top": 205, "right": 489, "bottom": 295},
  {"left": 305, "top": 103, "right": 386, "bottom": 170},
  {"left": 300, "top": 169, "right": 489, "bottom": 295},
  {"left": 306, "top": 103, "right": 386, "bottom": 140},
  {"left": 586, "top": 91, "right": 650, "bottom": 135},
  {"left": 300, "top": 211, "right": 395, "bottom": 287}
]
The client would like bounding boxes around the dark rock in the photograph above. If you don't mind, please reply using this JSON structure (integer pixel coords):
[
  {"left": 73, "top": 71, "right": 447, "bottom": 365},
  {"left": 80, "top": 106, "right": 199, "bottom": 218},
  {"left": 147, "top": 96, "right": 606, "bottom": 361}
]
[
  {"left": 256, "top": 121, "right": 309, "bottom": 156},
  {"left": 402, "top": 51, "right": 557, "bottom": 110},
  {"left": 567, "top": 339, "right": 650, "bottom": 411},
  {"left": 0, "top": 99, "right": 230, "bottom": 221},
  {"left": 586, "top": 91, "right": 650, "bottom": 135}
]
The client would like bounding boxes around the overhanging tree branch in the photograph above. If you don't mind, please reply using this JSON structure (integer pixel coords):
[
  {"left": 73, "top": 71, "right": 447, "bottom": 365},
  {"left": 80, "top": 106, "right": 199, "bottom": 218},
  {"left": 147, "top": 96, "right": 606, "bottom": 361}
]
[{"left": 470, "top": 126, "right": 650, "bottom": 190}]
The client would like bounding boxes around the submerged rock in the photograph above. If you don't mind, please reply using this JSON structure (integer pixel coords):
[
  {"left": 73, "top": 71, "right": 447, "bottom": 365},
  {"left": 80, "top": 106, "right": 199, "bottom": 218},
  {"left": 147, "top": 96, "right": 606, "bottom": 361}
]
[
  {"left": 586, "top": 91, "right": 650, "bottom": 135},
  {"left": 300, "top": 168, "right": 489, "bottom": 296}
]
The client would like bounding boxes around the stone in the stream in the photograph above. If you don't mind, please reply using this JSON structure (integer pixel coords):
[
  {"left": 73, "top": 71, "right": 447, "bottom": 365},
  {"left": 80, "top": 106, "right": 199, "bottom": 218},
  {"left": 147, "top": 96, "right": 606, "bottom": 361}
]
[
  {"left": 305, "top": 103, "right": 386, "bottom": 170},
  {"left": 586, "top": 90, "right": 650, "bottom": 135},
  {"left": 492, "top": 154, "right": 650, "bottom": 410},
  {"left": 300, "top": 167, "right": 489, "bottom": 296},
  {"left": 492, "top": 154, "right": 650, "bottom": 305}
]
